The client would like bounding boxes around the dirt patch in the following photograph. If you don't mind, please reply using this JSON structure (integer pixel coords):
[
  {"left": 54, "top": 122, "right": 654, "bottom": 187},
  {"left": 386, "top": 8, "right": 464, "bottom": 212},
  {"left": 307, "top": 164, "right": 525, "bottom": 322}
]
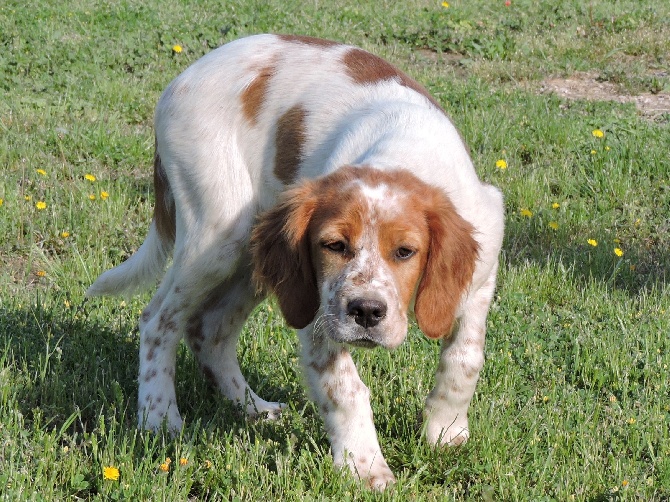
[{"left": 540, "top": 72, "right": 670, "bottom": 117}]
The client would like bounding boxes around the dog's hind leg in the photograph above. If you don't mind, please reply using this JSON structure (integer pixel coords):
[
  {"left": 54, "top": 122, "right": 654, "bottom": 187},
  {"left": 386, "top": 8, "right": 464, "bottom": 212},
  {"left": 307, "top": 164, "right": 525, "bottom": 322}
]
[
  {"left": 137, "top": 266, "right": 186, "bottom": 432},
  {"left": 184, "top": 260, "right": 285, "bottom": 418}
]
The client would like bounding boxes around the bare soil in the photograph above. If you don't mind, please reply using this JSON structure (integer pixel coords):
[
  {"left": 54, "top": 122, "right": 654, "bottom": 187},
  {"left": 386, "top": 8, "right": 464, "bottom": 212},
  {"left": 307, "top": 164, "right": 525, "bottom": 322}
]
[{"left": 540, "top": 71, "right": 670, "bottom": 117}]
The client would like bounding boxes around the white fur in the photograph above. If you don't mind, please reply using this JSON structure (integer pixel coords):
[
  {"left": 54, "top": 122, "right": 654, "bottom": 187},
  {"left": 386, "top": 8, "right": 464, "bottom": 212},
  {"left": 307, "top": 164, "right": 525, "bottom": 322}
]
[{"left": 87, "top": 34, "right": 504, "bottom": 490}]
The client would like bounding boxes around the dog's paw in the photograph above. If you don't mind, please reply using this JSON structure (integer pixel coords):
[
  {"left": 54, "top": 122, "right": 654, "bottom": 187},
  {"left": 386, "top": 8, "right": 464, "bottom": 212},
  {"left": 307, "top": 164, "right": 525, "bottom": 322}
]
[
  {"left": 346, "top": 451, "right": 396, "bottom": 491},
  {"left": 365, "top": 467, "right": 396, "bottom": 491},
  {"left": 245, "top": 400, "right": 286, "bottom": 420},
  {"left": 424, "top": 414, "right": 470, "bottom": 447},
  {"left": 138, "top": 404, "right": 183, "bottom": 435}
]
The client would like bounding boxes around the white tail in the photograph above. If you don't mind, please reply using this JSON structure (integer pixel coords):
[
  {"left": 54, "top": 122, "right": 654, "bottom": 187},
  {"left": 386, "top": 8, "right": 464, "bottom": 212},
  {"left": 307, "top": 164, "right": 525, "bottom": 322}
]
[{"left": 86, "top": 220, "right": 173, "bottom": 297}]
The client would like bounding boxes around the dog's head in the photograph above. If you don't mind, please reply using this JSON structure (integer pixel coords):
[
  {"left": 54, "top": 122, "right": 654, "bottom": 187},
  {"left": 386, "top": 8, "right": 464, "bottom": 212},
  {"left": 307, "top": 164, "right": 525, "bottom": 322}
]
[{"left": 251, "top": 166, "right": 478, "bottom": 348}]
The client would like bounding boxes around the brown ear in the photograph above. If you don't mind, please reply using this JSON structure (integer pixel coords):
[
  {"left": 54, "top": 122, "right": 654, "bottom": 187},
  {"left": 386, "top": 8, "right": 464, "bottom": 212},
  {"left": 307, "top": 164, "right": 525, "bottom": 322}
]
[
  {"left": 250, "top": 184, "right": 320, "bottom": 329},
  {"left": 414, "top": 192, "right": 479, "bottom": 339}
]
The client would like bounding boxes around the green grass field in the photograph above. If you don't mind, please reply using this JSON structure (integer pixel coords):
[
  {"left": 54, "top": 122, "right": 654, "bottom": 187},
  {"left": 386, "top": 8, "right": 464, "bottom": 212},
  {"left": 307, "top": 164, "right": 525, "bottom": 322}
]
[{"left": 1, "top": 0, "right": 669, "bottom": 499}]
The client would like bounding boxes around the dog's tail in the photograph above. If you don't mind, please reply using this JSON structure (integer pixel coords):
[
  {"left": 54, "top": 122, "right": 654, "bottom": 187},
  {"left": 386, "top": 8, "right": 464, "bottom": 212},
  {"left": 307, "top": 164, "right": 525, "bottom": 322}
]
[{"left": 86, "top": 144, "right": 175, "bottom": 298}]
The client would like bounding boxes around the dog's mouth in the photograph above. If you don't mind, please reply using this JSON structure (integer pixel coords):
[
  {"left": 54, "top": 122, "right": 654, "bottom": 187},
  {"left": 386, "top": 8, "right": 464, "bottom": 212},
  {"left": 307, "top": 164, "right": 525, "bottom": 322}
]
[{"left": 346, "top": 338, "right": 379, "bottom": 349}]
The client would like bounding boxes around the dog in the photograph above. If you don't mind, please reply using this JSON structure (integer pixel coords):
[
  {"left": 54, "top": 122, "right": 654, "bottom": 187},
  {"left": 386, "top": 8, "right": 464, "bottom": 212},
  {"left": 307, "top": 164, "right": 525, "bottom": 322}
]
[{"left": 87, "top": 34, "right": 504, "bottom": 489}]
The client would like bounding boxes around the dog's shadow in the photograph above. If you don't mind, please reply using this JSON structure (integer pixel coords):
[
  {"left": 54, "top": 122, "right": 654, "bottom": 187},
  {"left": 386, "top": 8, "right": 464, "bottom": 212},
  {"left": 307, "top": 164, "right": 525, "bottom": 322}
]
[{"left": 0, "top": 299, "right": 302, "bottom": 440}]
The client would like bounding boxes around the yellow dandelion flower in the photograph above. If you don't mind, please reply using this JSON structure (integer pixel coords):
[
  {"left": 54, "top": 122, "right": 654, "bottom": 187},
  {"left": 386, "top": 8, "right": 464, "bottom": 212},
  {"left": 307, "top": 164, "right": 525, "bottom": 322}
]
[
  {"left": 172, "top": 44, "right": 183, "bottom": 53},
  {"left": 0, "top": 198, "right": 4, "bottom": 207},
  {"left": 103, "top": 466, "right": 120, "bottom": 481},
  {"left": 548, "top": 221, "right": 559, "bottom": 230},
  {"left": 542, "top": 396, "right": 549, "bottom": 402},
  {"left": 25, "top": 195, "right": 32, "bottom": 201},
  {"left": 36, "top": 270, "right": 46, "bottom": 277},
  {"left": 100, "top": 191, "right": 109, "bottom": 200},
  {"left": 88, "top": 194, "right": 96, "bottom": 200},
  {"left": 614, "top": 248, "right": 624, "bottom": 257},
  {"left": 159, "top": 462, "right": 170, "bottom": 472},
  {"left": 592, "top": 129, "right": 604, "bottom": 138},
  {"left": 590, "top": 149, "right": 597, "bottom": 155},
  {"left": 442, "top": 1, "right": 450, "bottom": 7},
  {"left": 495, "top": 159, "right": 508, "bottom": 169},
  {"left": 36, "top": 169, "right": 47, "bottom": 176},
  {"left": 179, "top": 458, "right": 188, "bottom": 466},
  {"left": 622, "top": 480, "right": 629, "bottom": 487},
  {"left": 551, "top": 202, "right": 560, "bottom": 209},
  {"left": 627, "top": 417, "right": 636, "bottom": 425},
  {"left": 520, "top": 208, "right": 533, "bottom": 218},
  {"left": 36, "top": 201, "right": 47, "bottom": 210},
  {"left": 84, "top": 173, "right": 96, "bottom": 182},
  {"left": 605, "top": 146, "right": 611, "bottom": 151},
  {"left": 61, "top": 231, "right": 70, "bottom": 238},
  {"left": 587, "top": 239, "right": 598, "bottom": 247},
  {"left": 204, "top": 460, "right": 212, "bottom": 469}
]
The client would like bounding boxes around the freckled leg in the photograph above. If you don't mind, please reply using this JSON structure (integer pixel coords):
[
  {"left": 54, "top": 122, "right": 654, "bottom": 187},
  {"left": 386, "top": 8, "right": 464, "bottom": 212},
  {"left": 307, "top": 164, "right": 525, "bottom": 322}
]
[
  {"left": 137, "top": 247, "right": 248, "bottom": 432},
  {"left": 185, "top": 266, "right": 285, "bottom": 418},
  {"left": 137, "top": 267, "right": 185, "bottom": 432},
  {"left": 298, "top": 326, "right": 395, "bottom": 490},
  {"left": 423, "top": 265, "right": 498, "bottom": 446}
]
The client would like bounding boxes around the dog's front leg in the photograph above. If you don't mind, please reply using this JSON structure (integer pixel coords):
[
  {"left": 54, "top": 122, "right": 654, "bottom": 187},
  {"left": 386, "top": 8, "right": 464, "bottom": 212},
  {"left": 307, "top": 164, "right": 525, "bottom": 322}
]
[
  {"left": 298, "top": 327, "right": 395, "bottom": 490},
  {"left": 423, "top": 264, "right": 498, "bottom": 446}
]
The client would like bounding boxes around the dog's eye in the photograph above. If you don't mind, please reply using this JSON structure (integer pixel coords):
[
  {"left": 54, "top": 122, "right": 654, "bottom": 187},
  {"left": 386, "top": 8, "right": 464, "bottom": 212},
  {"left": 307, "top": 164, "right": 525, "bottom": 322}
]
[
  {"left": 323, "top": 241, "right": 347, "bottom": 254},
  {"left": 395, "top": 247, "right": 416, "bottom": 260}
]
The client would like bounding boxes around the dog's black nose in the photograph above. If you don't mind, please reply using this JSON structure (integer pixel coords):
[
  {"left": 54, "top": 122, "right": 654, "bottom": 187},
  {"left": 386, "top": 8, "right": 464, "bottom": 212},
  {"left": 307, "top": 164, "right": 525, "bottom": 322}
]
[{"left": 347, "top": 299, "right": 387, "bottom": 328}]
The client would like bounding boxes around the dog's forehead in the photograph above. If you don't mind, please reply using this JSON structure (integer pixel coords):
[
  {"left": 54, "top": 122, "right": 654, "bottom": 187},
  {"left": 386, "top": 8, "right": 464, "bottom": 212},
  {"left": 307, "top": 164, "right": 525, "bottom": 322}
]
[
  {"left": 346, "top": 178, "right": 407, "bottom": 216},
  {"left": 316, "top": 177, "right": 426, "bottom": 247}
]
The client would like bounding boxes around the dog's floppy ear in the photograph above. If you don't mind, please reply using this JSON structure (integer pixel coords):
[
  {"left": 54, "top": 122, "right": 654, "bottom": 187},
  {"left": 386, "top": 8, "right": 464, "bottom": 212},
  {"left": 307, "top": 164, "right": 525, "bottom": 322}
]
[
  {"left": 251, "top": 183, "right": 320, "bottom": 329},
  {"left": 414, "top": 191, "right": 479, "bottom": 339}
]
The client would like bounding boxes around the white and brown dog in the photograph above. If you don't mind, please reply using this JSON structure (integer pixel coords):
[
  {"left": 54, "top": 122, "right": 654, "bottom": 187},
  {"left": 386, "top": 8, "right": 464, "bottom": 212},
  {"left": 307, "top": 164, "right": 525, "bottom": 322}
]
[{"left": 87, "top": 34, "right": 504, "bottom": 488}]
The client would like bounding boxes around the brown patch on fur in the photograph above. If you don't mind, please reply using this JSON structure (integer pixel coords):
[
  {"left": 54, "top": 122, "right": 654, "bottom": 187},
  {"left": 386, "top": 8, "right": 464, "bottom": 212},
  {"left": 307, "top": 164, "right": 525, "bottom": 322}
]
[
  {"left": 461, "top": 361, "right": 479, "bottom": 379},
  {"left": 157, "top": 309, "right": 177, "bottom": 333},
  {"left": 202, "top": 365, "right": 217, "bottom": 385},
  {"left": 325, "top": 383, "right": 336, "bottom": 403},
  {"left": 308, "top": 347, "right": 347, "bottom": 374},
  {"left": 250, "top": 183, "right": 320, "bottom": 328},
  {"left": 413, "top": 187, "right": 479, "bottom": 338},
  {"left": 376, "top": 209, "right": 430, "bottom": 314},
  {"left": 186, "top": 316, "right": 205, "bottom": 343},
  {"left": 144, "top": 369, "right": 157, "bottom": 382},
  {"left": 278, "top": 34, "right": 341, "bottom": 48},
  {"left": 153, "top": 140, "right": 176, "bottom": 242},
  {"left": 274, "top": 105, "right": 306, "bottom": 184},
  {"left": 342, "top": 48, "right": 444, "bottom": 111},
  {"left": 241, "top": 64, "right": 276, "bottom": 125}
]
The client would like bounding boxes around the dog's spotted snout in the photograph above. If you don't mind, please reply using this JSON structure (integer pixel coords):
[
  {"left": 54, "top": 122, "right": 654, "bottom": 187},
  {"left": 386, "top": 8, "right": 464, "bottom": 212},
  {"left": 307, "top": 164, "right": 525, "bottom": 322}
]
[{"left": 347, "top": 298, "right": 387, "bottom": 328}]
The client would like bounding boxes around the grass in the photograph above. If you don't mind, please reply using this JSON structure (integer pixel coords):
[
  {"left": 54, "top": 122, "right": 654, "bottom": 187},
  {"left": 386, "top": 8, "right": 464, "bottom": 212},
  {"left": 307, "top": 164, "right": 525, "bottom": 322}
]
[{"left": 1, "top": 0, "right": 669, "bottom": 499}]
